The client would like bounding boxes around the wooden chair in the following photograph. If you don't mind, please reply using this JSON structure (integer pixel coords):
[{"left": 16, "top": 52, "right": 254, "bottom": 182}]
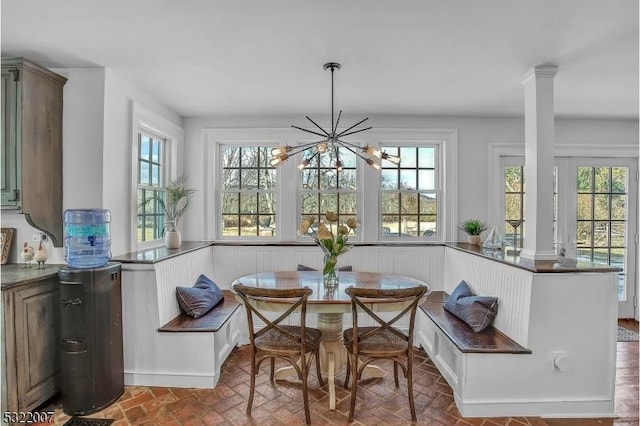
[
  {"left": 343, "top": 285, "right": 429, "bottom": 423},
  {"left": 233, "top": 284, "right": 324, "bottom": 425}
]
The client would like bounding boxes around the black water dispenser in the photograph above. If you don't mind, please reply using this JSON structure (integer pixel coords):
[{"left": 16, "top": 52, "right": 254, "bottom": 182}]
[{"left": 58, "top": 262, "right": 124, "bottom": 415}]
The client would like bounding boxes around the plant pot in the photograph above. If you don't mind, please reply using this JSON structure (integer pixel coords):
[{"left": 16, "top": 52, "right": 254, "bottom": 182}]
[
  {"left": 165, "top": 230, "right": 182, "bottom": 249},
  {"left": 467, "top": 235, "right": 482, "bottom": 246}
]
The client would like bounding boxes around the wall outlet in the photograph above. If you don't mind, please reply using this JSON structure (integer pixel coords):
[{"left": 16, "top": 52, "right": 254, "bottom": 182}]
[{"left": 552, "top": 351, "right": 569, "bottom": 372}]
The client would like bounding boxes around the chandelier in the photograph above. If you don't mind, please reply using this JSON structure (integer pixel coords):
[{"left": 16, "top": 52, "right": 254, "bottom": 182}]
[{"left": 269, "top": 62, "right": 399, "bottom": 171}]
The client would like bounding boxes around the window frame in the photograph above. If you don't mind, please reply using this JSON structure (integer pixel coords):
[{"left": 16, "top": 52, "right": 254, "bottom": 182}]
[
  {"left": 217, "top": 143, "right": 279, "bottom": 241},
  {"left": 130, "top": 101, "right": 183, "bottom": 251},
  {"left": 378, "top": 142, "right": 443, "bottom": 241},
  {"left": 206, "top": 128, "right": 458, "bottom": 243}
]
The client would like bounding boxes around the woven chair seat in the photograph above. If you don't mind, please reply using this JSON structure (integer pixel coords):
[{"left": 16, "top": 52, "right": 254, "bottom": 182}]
[
  {"left": 256, "top": 325, "right": 322, "bottom": 352},
  {"left": 343, "top": 327, "right": 407, "bottom": 354}
]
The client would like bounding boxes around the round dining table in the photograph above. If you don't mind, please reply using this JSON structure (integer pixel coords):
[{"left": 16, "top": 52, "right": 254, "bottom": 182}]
[{"left": 230, "top": 270, "right": 430, "bottom": 410}]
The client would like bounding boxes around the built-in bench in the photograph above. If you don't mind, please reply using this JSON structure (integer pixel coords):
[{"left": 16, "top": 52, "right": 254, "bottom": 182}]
[
  {"left": 419, "top": 291, "right": 530, "bottom": 354},
  {"left": 158, "top": 290, "right": 240, "bottom": 333}
]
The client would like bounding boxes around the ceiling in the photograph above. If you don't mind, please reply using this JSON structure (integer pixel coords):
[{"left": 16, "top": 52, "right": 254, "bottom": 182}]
[{"left": 2, "top": 0, "right": 638, "bottom": 119}]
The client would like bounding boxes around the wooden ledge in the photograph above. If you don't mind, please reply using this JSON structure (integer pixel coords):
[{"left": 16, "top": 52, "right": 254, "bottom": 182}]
[
  {"left": 420, "top": 291, "right": 531, "bottom": 354},
  {"left": 158, "top": 290, "right": 240, "bottom": 332}
]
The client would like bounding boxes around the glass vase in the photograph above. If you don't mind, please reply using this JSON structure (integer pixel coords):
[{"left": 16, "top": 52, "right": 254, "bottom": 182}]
[{"left": 323, "top": 254, "right": 339, "bottom": 289}]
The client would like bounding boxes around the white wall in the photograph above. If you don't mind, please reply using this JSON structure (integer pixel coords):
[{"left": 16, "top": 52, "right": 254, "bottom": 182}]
[{"left": 0, "top": 67, "right": 182, "bottom": 264}]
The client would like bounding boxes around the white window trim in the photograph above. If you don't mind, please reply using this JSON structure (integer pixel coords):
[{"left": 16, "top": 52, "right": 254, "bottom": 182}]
[
  {"left": 205, "top": 128, "right": 458, "bottom": 243},
  {"left": 130, "top": 101, "right": 184, "bottom": 250}
]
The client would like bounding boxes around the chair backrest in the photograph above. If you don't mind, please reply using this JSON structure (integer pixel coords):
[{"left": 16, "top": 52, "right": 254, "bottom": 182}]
[
  {"left": 345, "top": 285, "right": 429, "bottom": 346},
  {"left": 233, "top": 284, "right": 313, "bottom": 352}
]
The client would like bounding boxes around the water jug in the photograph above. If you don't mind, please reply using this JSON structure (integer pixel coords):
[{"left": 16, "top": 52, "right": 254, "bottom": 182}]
[{"left": 64, "top": 209, "right": 112, "bottom": 268}]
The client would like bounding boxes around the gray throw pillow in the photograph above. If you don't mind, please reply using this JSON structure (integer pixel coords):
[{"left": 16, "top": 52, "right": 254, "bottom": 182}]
[
  {"left": 297, "top": 264, "right": 353, "bottom": 272},
  {"left": 176, "top": 274, "right": 224, "bottom": 318},
  {"left": 444, "top": 280, "right": 498, "bottom": 332}
]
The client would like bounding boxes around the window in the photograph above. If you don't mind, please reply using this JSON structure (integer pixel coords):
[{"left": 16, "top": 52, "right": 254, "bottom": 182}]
[
  {"left": 137, "top": 132, "right": 165, "bottom": 243},
  {"left": 300, "top": 146, "right": 358, "bottom": 228},
  {"left": 504, "top": 162, "right": 525, "bottom": 248},
  {"left": 219, "top": 145, "right": 277, "bottom": 238},
  {"left": 207, "top": 128, "right": 457, "bottom": 242},
  {"left": 130, "top": 101, "right": 183, "bottom": 250},
  {"left": 380, "top": 146, "right": 439, "bottom": 238}
]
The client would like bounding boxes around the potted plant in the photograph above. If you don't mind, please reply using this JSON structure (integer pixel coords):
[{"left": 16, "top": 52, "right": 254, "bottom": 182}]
[
  {"left": 141, "top": 175, "right": 196, "bottom": 248},
  {"left": 458, "top": 219, "right": 488, "bottom": 246}
]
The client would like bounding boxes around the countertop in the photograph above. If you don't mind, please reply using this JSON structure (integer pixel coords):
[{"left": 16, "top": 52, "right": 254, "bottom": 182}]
[
  {"left": 109, "top": 240, "right": 621, "bottom": 274},
  {"left": 1, "top": 263, "right": 64, "bottom": 290},
  {"left": 446, "top": 242, "right": 621, "bottom": 273}
]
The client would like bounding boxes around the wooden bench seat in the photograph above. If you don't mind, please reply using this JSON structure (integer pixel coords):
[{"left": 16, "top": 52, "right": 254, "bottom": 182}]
[
  {"left": 158, "top": 290, "right": 240, "bottom": 332},
  {"left": 419, "top": 291, "right": 530, "bottom": 354}
]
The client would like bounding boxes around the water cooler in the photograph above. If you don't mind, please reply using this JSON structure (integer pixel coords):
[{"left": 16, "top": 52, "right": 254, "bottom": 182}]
[{"left": 58, "top": 262, "right": 124, "bottom": 415}]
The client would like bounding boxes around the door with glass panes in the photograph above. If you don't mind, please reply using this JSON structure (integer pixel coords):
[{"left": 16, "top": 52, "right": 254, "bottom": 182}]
[{"left": 504, "top": 156, "right": 638, "bottom": 318}]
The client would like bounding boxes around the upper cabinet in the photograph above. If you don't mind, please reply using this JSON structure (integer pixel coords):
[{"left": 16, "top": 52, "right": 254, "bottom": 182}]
[{"left": 1, "top": 58, "right": 67, "bottom": 247}]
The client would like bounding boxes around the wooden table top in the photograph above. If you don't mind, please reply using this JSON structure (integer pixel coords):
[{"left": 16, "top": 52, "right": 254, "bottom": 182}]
[{"left": 230, "top": 271, "right": 429, "bottom": 304}]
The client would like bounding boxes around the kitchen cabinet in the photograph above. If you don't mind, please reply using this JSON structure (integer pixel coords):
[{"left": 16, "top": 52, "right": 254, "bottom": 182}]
[
  {"left": 1, "top": 58, "right": 67, "bottom": 246},
  {"left": 1, "top": 265, "right": 61, "bottom": 416}
]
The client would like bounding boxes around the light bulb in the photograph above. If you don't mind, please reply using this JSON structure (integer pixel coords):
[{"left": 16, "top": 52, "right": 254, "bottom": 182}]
[
  {"left": 316, "top": 142, "right": 327, "bottom": 153},
  {"left": 382, "top": 152, "right": 401, "bottom": 165},
  {"left": 366, "top": 158, "right": 381, "bottom": 170},
  {"left": 269, "top": 154, "right": 288, "bottom": 166},
  {"left": 363, "top": 145, "right": 381, "bottom": 158},
  {"left": 297, "top": 159, "right": 311, "bottom": 170},
  {"left": 271, "top": 145, "right": 290, "bottom": 156},
  {"left": 336, "top": 160, "right": 343, "bottom": 172}
]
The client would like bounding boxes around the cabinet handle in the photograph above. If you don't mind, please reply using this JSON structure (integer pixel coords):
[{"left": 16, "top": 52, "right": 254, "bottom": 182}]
[
  {"left": 62, "top": 298, "right": 82, "bottom": 307},
  {"left": 8, "top": 189, "right": 19, "bottom": 202}
]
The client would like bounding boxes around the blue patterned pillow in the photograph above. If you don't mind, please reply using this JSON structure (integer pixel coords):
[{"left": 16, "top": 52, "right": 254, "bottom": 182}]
[
  {"left": 444, "top": 280, "right": 498, "bottom": 332},
  {"left": 176, "top": 274, "right": 224, "bottom": 318}
]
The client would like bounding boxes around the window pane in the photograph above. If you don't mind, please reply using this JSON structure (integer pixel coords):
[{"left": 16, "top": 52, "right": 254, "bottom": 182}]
[
  {"left": 505, "top": 194, "right": 522, "bottom": 220},
  {"left": 419, "top": 194, "right": 437, "bottom": 214},
  {"left": 418, "top": 170, "right": 435, "bottom": 190},
  {"left": 611, "top": 167, "right": 627, "bottom": 193},
  {"left": 401, "top": 215, "right": 419, "bottom": 236},
  {"left": 319, "top": 168, "right": 338, "bottom": 190},
  {"left": 593, "top": 221, "right": 609, "bottom": 247},
  {"left": 594, "top": 167, "right": 610, "bottom": 192},
  {"left": 382, "top": 193, "right": 399, "bottom": 214},
  {"left": 401, "top": 193, "right": 419, "bottom": 214},
  {"left": 576, "top": 221, "right": 593, "bottom": 246},
  {"left": 577, "top": 167, "right": 592, "bottom": 192},
  {"left": 241, "top": 169, "right": 258, "bottom": 189},
  {"left": 577, "top": 247, "right": 592, "bottom": 262},
  {"left": 240, "top": 215, "right": 257, "bottom": 235},
  {"left": 241, "top": 147, "right": 260, "bottom": 167},
  {"left": 151, "top": 164, "right": 160, "bottom": 185},
  {"left": 319, "top": 193, "right": 338, "bottom": 213},
  {"left": 400, "top": 147, "right": 417, "bottom": 168},
  {"left": 594, "top": 194, "right": 610, "bottom": 220},
  {"left": 505, "top": 166, "right": 524, "bottom": 192},
  {"left": 240, "top": 193, "right": 257, "bottom": 213},
  {"left": 302, "top": 193, "right": 319, "bottom": 215},
  {"left": 221, "top": 193, "right": 239, "bottom": 214},
  {"left": 301, "top": 169, "right": 318, "bottom": 189},
  {"left": 611, "top": 221, "right": 626, "bottom": 246},
  {"left": 338, "top": 169, "right": 357, "bottom": 190},
  {"left": 419, "top": 215, "right": 437, "bottom": 236},
  {"left": 223, "top": 147, "right": 241, "bottom": 168},
  {"left": 399, "top": 170, "right": 416, "bottom": 190},
  {"left": 260, "top": 169, "right": 277, "bottom": 189},
  {"left": 381, "top": 215, "right": 399, "bottom": 235},
  {"left": 577, "top": 194, "right": 592, "bottom": 220},
  {"left": 222, "top": 215, "right": 239, "bottom": 236},
  {"left": 418, "top": 147, "right": 435, "bottom": 168},
  {"left": 611, "top": 195, "right": 626, "bottom": 219},
  {"left": 339, "top": 193, "right": 357, "bottom": 214},
  {"left": 381, "top": 170, "right": 398, "bottom": 190}
]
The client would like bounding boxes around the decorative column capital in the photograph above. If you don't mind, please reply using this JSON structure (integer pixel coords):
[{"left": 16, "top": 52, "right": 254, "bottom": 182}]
[{"left": 521, "top": 65, "right": 559, "bottom": 83}]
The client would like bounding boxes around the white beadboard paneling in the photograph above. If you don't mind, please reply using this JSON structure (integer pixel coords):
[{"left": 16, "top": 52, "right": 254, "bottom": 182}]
[
  {"left": 212, "top": 244, "right": 445, "bottom": 292},
  {"left": 155, "top": 246, "right": 215, "bottom": 324},
  {"left": 444, "top": 247, "right": 532, "bottom": 346}
]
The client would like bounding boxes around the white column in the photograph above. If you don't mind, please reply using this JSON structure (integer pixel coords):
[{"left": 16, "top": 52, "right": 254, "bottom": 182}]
[{"left": 519, "top": 66, "right": 558, "bottom": 261}]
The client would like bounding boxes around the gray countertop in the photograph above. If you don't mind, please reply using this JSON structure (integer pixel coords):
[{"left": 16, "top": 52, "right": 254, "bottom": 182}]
[{"left": 1, "top": 263, "right": 64, "bottom": 290}]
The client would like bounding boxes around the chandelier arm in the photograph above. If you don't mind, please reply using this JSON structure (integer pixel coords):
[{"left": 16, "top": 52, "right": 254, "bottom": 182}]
[
  {"left": 338, "top": 142, "right": 376, "bottom": 164},
  {"left": 338, "top": 126, "right": 374, "bottom": 138},
  {"left": 287, "top": 142, "right": 326, "bottom": 157},
  {"left": 336, "top": 117, "right": 370, "bottom": 137},
  {"left": 291, "top": 125, "right": 329, "bottom": 138},
  {"left": 332, "top": 110, "right": 342, "bottom": 135},
  {"left": 305, "top": 116, "right": 330, "bottom": 136}
]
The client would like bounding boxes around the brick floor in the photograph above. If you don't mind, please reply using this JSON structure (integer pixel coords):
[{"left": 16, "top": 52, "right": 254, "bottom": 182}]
[{"left": 33, "top": 336, "right": 638, "bottom": 426}]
